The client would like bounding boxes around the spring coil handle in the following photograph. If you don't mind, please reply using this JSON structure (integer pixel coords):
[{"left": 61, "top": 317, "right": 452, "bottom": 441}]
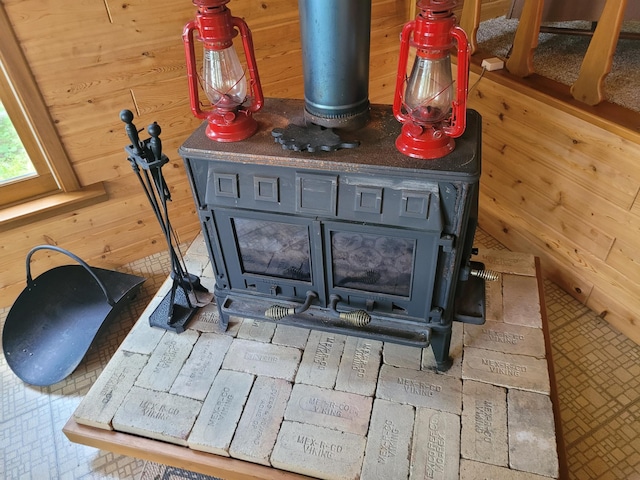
[
  {"left": 337, "top": 309, "right": 371, "bottom": 327},
  {"left": 265, "top": 291, "right": 318, "bottom": 320},
  {"left": 470, "top": 268, "right": 500, "bottom": 281},
  {"left": 329, "top": 295, "right": 371, "bottom": 327}
]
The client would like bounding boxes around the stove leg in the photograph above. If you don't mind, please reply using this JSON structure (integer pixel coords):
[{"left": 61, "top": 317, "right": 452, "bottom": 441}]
[
  {"left": 430, "top": 327, "right": 453, "bottom": 371},
  {"left": 214, "top": 293, "right": 230, "bottom": 332}
]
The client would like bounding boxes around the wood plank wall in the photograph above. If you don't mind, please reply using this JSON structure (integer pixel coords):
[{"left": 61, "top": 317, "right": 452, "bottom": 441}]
[
  {"left": 0, "top": 0, "right": 410, "bottom": 307},
  {"left": 466, "top": 67, "right": 640, "bottom": 345}
]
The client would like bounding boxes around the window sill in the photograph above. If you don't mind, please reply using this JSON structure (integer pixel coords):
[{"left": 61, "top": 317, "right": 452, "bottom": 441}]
[{"left": 0, "top": 182, "right": 108, "bottom": 232}]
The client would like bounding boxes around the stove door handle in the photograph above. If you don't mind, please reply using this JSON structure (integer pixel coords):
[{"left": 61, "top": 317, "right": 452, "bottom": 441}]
[
  {"left": 329, "top": 295, "right": 371, "bottom": 327},
  {"left": 265, "top": 291, "right": 318, "bottom": 320}
]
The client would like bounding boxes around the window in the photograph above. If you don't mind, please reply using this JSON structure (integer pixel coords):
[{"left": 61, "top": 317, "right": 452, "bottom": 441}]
[
  {"left": 0, "top": 100, "right": 36, "bottom": 182},
  {"left": 0, "top": 89, "right": 61, "bottom": 207},
  {"left": 0, "top": 4, "right": 105, "bottom": 227}
]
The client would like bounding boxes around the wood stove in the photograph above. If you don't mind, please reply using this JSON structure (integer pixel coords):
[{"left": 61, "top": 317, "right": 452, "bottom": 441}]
[{"left": 180, "top": 98, "right": 486, "bottom": 370}]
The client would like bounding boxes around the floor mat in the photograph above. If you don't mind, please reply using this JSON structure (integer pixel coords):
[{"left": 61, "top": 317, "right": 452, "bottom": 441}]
[{"left": 137, "top": 461, "right": 223, "bottom": 480}]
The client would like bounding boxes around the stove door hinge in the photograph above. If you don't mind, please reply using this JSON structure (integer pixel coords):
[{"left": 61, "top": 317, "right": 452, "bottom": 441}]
[
  {"left": 439, "top": 234, "right": 455, "bottom": 253},
  {"left": 429, "top": 307, "right": 443, "bottom": 323}
]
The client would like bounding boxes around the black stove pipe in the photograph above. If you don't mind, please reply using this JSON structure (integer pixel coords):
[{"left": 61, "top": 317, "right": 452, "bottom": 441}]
[{"left": 298, "top": 0, "right": 372, "bottom": 130}]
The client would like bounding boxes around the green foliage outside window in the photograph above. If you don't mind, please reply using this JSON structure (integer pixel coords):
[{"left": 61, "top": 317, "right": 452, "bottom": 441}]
[{"left": 0, "top": 100, "right": 35, "bottom": 183}]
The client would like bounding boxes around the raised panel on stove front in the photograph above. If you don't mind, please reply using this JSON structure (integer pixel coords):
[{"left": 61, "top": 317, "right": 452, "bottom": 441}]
[{"left": 295, "top": 173, "right": 338, "bottom": 216}]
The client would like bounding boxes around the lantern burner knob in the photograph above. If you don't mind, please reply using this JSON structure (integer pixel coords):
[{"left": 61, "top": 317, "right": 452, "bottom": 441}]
[
  {"left": 417, "top": 0, "right": 458, "bottom": 17},
  {"left": 192, "top": 0, "right": 230, "bottom": 9}
]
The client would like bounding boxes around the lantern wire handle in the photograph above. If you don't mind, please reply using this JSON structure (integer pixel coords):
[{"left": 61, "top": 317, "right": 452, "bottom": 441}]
[{"left": 467, "top": 65, "right": 487, "bottom": 95}]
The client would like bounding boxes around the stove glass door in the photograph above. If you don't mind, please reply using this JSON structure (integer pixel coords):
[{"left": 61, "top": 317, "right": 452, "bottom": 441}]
[
  {"left": 213, "top": 209, "right": 321, "bottom": 300},
  {"left": 234, "top": 217, "right": 312, "bottom": 282},
  {"left": 330, "top": 230, "right": 415, "bottom": 297},
  {"left": 324, "top": 221, "right": 440, "bottom": 319}
]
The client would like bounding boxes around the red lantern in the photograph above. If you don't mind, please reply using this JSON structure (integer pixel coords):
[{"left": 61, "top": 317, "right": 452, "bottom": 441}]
[
  {"left": 393, "top": 0, "right": 469, "bottom": 159},
  {"left": 183, "top": 0, "right": 263, "bottom": 142}
]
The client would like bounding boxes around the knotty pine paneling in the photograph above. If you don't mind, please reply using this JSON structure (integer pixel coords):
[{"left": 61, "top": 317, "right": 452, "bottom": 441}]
[
  {"left": 40, "top": 44, "right": 189, "bottom": 107},
  {"left": 0, "top": 0, "right": 410, "bottom": 309},
  {"left": 478, "top": 186, "right": 595, "bottom": 301},
  {"left": 588, "top": 286, "right": 640, "bottom": 335},
  {"left": 483, "top": 134, "right": 640, "bottom": 248},
  {"left": 468, "top": 64, "right": 640, "bottom": 344},
  {"left": 481, "top": 141, "right": 615, "bottom": 260},
  {"left": 0, "top": 174, "right": 195, "bottom": 266},
  {"left": 607, "top": 237, "right": 640, "bottom": 291},
  {"left": 472, "top": 80, "right": 640, "bottom": 209}
]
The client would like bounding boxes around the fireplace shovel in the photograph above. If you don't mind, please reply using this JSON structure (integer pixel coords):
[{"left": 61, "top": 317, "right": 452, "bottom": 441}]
[{"left": 2, "top": 245, "right": 145, "bottom": 387}]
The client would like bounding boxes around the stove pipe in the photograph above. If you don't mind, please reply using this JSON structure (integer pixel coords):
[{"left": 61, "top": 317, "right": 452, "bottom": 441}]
[{"left": 298, "top": 0, "right": 372, "bottom": 130}]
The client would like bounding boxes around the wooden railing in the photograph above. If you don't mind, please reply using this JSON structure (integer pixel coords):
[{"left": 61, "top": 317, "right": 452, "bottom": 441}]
[{"left": 460, "top": 0, "right": 632, "bottom": 106}]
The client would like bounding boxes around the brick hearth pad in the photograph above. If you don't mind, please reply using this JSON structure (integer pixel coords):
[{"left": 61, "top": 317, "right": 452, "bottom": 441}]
[{"left": 65, "top": 234, "right": 563, "bottom": 480}]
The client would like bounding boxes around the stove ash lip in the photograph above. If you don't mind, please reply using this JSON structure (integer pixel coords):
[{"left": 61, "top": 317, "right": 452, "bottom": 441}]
[{"left": 218, "top": 288, "right": 436, "bottom": 343}]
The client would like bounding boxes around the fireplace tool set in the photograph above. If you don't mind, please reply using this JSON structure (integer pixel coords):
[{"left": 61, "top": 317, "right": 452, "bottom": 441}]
[
  {"left": 120, "top": 110, "right": 210, "bottom": 333},
  {"left": 119, "top": 0, "right": 496, "bottom": 370}
]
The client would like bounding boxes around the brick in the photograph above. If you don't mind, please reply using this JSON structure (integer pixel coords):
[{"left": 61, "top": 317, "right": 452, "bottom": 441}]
[
  {"left": 185, "top": 233, "right": 207, "bottom": 256},
  {"left": 382, "top": 342, "right": 422, "bottom": 370},
  {"left": 295, "top": 331, "right": 346, "bottom": 388},
  {"left": 237, "top": 318, "right": 276, "bottom": 342},
  {"left": 422, "top": 322, "right": 463, "bottom": 378},
  {"left": 464, "top": 321, "right": 546, "bottom": 358},
  {"left": 199, "top": 262, "right": 216, "bottom": 292},
  {"left": 183, "top": 253, "right": 210, "bottom": 279},
  {"left": 272, "top": 324, "right": 310, "bottom": 349},
  {"left": 284, "top": 384, "right": 372, "bottom": 435},
  {"left": 229, "top": 376, "right": 292, "bottom": 466},
  {"left": 460, "top": 459, "right": 553, "bottom": 480},
  {"left": 271, "top": 421, "right": 366, "bottom": 480},
  {"left": 508, "top": 389, "right": 559, "bottom": 478},
  {"left": 361, "top": 399, "right": 414, "bottom": 480},
  {"left": 186, "top": 303, "right": 219, "bottom": 332},
  {"left": 169, "top": 333, "right": 233, "bottom": 400},
  {"left": 112, "top": 386, "right": 202, "bottom": 446},
  {"left": 461, "top": 380, "right": 508, "bottom": 466},
  {"left": 410, "top": 407, "right": 460, "bottom": 480},
  {"left": 188, "top": 303, "right": 241, "bottom": 335},
  {"left": 462, "top": 347, "right": 550, "bottom": 394},
  {"left": 376, "top": 365, "right": 462, "bottom": 415},
  {"left": 73, "top": 350, "right": 148, "bottom": 430},
  {"left": 503, "top": 275, "right": 542, "bottom": 328},
  {"left": 222, "top": 338, "right": 301, "bottom": 381},
  {"left": 476, "top": 250, "right": 536, "bottom": 276},
  {"left": 335, "top": 337, "right": 382, "bottom": 396},
  {"left": 134, "top": 330, "right": 199, "bottom": 392},
  {"left": 188, "top": 370, "right": 254, "bottom": 456},
  {"left": 485, "top": 275, "right": 504, "bottom": 322},
  {"left": 119, "top": 313, "right": 165, "bottom": 355}
]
